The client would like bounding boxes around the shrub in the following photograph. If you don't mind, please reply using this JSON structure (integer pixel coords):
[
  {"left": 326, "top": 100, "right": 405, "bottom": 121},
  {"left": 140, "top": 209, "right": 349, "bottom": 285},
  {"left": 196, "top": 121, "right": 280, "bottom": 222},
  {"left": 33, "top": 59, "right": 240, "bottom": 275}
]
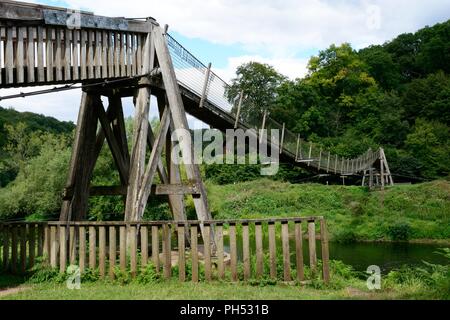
[{"left": 386, "top": 223, "right": 412, "bottom": 240}]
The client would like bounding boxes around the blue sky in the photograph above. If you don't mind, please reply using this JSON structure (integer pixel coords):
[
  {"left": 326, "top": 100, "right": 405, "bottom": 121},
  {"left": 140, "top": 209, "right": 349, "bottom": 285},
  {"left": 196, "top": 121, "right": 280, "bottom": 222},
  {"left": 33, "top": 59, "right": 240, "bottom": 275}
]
[{"left": 1, "top": 0, "right": 450, "bottom": 123}]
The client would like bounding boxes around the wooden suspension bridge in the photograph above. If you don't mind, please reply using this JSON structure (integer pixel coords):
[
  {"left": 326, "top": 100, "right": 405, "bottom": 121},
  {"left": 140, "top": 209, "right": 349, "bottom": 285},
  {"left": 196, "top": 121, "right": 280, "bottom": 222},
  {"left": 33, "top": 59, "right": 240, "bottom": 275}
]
[
  {"left": 0, "top": 0, "right": 405, "bottom": 284},
  {"left": 0, "top": 1, "right": 393, "bottom": 227}
]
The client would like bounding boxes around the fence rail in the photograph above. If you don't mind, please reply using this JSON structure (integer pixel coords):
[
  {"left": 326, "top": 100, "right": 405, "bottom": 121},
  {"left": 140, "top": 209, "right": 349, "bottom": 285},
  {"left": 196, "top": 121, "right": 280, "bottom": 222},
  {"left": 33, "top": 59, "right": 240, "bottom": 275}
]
[{"left": 0, "top": 217, "right": 330, "bottom": 283}]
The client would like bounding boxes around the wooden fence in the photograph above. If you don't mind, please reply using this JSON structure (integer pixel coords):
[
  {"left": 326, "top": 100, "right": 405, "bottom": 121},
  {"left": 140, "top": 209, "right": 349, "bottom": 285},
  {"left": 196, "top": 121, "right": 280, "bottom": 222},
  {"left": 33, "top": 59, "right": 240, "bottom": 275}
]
[{"left": 0, "top": 217, "right": 330, "bottom": 283}]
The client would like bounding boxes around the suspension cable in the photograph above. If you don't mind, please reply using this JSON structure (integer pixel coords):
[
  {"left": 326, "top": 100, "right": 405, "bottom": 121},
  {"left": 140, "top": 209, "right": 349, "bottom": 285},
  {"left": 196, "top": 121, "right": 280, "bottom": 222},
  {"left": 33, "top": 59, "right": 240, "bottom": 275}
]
[{"left": 0, "top": 69, "right": 157, "bottom": 102}]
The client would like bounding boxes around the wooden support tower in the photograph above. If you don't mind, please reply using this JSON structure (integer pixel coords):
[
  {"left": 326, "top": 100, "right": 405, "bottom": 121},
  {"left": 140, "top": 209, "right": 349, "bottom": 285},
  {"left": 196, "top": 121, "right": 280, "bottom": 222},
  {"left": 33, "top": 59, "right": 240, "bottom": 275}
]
[{"left": 58, "top": 22, "right": 213, "bottom": 238}]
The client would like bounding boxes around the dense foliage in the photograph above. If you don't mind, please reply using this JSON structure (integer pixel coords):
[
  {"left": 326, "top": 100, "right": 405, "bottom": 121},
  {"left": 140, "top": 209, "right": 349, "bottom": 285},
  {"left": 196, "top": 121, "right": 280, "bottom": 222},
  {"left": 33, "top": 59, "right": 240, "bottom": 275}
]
[{"left": 232, "top": 20, "right": 450, "bottom": 181}]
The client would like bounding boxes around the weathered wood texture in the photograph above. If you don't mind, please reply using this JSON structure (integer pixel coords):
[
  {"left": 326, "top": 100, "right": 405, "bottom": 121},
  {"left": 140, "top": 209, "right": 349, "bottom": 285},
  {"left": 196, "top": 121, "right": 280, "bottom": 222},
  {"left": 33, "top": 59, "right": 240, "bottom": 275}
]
[{"left": 0, "top": 218, "right": 330, "bottom": 283}]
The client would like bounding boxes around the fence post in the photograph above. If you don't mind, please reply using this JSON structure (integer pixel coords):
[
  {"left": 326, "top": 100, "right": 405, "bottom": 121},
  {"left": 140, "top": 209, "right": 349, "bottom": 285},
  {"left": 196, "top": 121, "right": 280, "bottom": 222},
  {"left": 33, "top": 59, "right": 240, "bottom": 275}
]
[
  {"left": 281, "top": 221, "right": 291, "bottom": 281},
  {"left": 234, "top": 91, "right": 244, "bottom": 129},
  {"left": 308, "top": 220, "right": 317, "bottom": 273},
  {"left": 320, "top": 219, "right": 330, "bottom": 284},
  {"left": 294, "top": 221, "right": 304, "bottom": 281},
  {"left": 279, "top": 123, "right": 285, "bottom": 153},
  {"left": 216, "top": 223, "right": 224, "bottom": 280},
  {"left": 259, "top": 110, "right": 267, "bottom": 144},
  {"left": 199, "top": 62, "right": 212, "bottom": 108}
]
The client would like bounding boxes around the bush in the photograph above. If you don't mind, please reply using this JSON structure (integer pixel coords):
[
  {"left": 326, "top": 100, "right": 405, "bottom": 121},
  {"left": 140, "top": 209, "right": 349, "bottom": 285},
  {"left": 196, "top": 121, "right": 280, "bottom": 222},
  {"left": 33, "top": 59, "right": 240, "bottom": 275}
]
[
  {"left": 334, "top": 230, "right": 358, "bottom": 243},
  {"left": 386, "top": 223, "right": 412, "bottom": 241}
]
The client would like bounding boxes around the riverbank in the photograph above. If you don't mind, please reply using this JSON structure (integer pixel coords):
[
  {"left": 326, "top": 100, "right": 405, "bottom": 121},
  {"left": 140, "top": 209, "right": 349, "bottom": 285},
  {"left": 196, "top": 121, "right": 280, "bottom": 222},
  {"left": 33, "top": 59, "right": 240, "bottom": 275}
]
[{"left": 200, "top": 179, "right": 450, "bottom": 242}]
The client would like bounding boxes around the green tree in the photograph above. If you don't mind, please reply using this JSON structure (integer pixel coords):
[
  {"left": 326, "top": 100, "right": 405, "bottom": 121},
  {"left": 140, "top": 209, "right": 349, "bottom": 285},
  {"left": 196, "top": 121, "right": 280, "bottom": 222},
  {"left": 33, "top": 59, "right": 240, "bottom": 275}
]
[
  {"left": 405, "top": 119, "right": 450, "bottom": 178},
  {"left": 226, "top": 62, "right": 285, "bottom": 125}
]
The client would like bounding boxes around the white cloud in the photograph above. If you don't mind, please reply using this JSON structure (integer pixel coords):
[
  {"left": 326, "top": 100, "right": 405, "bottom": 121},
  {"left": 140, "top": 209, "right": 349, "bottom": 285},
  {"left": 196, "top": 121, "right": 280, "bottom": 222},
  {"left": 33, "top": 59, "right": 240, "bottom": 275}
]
[
  {"left": 50, "top": 0, "right": 449, "bottom": 50},
  {"left": 215, "top": 55, "right": 310, "bottom": 82}
]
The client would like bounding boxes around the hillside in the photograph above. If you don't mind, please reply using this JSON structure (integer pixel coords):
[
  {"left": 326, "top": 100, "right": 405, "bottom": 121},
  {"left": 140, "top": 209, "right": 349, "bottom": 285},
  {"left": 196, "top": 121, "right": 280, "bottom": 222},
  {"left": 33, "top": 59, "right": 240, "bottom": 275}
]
[
  {"left": 0, "top": 107, "right": 75, "bottom": 187},
  {"left": 0, "top": 106, "right": 75, "bottom": 150},
  {"left": 201, "top": 179, "right": 450, "bottom": 242}
]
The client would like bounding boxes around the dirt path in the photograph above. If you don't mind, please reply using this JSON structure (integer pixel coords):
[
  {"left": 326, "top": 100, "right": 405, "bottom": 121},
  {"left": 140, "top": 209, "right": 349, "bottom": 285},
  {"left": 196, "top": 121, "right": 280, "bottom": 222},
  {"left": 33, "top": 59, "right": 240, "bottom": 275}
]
[{"left": 0, "top": 286, "right": 30, "bottom": 298}]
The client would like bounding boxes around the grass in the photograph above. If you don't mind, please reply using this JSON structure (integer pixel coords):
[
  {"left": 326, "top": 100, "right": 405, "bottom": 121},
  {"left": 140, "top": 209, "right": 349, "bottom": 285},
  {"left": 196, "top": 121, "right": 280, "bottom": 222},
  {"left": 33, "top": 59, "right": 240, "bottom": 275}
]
[
  {"left": 0, "top": 278, "right": 439, "bottom": 300},
  {"left": 199, "top": 179, "right": 450, "bottom": 242}
]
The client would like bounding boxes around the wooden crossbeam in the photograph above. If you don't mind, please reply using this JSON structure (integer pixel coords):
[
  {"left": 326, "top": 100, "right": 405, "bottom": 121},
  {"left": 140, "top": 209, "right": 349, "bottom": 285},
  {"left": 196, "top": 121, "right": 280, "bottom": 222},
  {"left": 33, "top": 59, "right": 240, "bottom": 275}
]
[
  {"left": 63, "top": 184, "right": 201, "bottom": 200},
  {"left": 93, "top": 97, "right": 129, "bottom": 184}
]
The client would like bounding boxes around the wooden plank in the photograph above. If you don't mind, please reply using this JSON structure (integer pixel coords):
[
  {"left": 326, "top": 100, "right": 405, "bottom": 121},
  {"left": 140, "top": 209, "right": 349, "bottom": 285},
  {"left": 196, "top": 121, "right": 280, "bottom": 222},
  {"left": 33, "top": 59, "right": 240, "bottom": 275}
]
[
  {"left": 127, "top": 33, "right": 132, "bottom": 76},
  {"left": 308, "top": 221, "right": 317, "bottom": 273},
  {"left": 114, "top": 32, "right": 121, "bottom": 77},
  {"left": 177, "top": 225, "right": 186, "bottom": 282},
  {"left": 108, "top": 31, "right": 114, "bottom": 77},
  {"left": 136, "top": 34, "right": 142, "bottom": 74},
  {"left": 37, "top": 26, "right": 44, "bottom": 82},
  {"left": 69, "top": 226, "right": 76, "bottom": 265},
  {"left": 99, "top": 226, "right": 106, "bottom": 278},
  {"left": 204, "top": 224, "right": 212, "bottom": 281},
  {"left": 79, "top": 226, "right": 86, "bottom": 273},
  {"left": 295, "top": 222, "right": 304, "bottom": 281},
  {"left": 46, "top": 28, "right": 53, "bottom": 82},
  {"left": 255, "top": 223, "right": 264, "bottom": 278},
  {"left": 102, "top": 30, "right": 108, "bottom": 78},
  {"left": 229, "top": 224, "right": 237, "bottom": 282},
  {"left": 80, "top": 29, "right": 87, "bottom": 80},
  {"left": 120, "top": 32, "right": 126, "bottom": 77},
  {"left": 11, "top": 226, "right": 18, "bottom": 273},
  {"left": 282, "top": 222, "right": 291, "bottom": 281},
  {"left": 320, "top": 219, "right": 330, "bottom": 284},
  {"left": 130, "top": 226, "right": 137, "bottom": 277},
  {"left": 109, "top": 226, "right": 116, "bottom": 279},
  {"left": 55, "top": 28, "right": 62, "bottom": 81},
  {"left": 151, "top": 225, "right": 160, "bottom": 273},
  {"left": 234, "top": 91, "right": 244, "bottom": 129},
  {"left": 43, "top": 225, "right": 50, "bottom": 264},
  {"left": 59, "top": 226, "right": 66, "bottom": 273},
  {"left": 64, "top": 28, "right": 71, "bottom": 81},
  {"left": 216, "top": 224, "right": 224, "bottom": 279},
  {"left": 199, "top": 62, "right": 212, "bottom": 108},
  {"left": 89, "top": 226, "right": 96, "bottom": 269},
  {"left": 16, "top": 27, "right": 25, "bottom": 83},
  {"left": 2, "top": 226, "right": 9, "bottom": 271},
  {"left": 87, "top": 30, "right": 95, "bottom": 78},
  {"left": 162, "top": 224, "right": 171, "bottom": 279},
  {"left": 119, "top": 226, "right": 126, "bottom": 272},
  {"left": 50, "top": 225, "right": 57, "bottom": 269},
  {"left": 268, "top": 222, "right": 277, "bottom": 279},
  {"left": 95, "top": 30, "right": 102, "bottom": 78},
  {"left": 242, "top": 223, "right": 250, "bottom": 281},
  {"left": 28, "top": 224, "right": 36, "bottom": 269},
  {"left": 72, "top": 29, "right": 79, "bottom": 80},
  {"left": 140, "top": 226, "right": 148, "bottom": 268},
  {"left": 37, "top": 225, "right": 44, "bottom": 258},
  {"left": 5, "top": 27, "right": 14, "bottom": 84},
  {"left": 20, "top": 226, "right": 27, "bottom": 273},
  {"left": 190, "top": 225, "right": 198, "bottom": 282}
]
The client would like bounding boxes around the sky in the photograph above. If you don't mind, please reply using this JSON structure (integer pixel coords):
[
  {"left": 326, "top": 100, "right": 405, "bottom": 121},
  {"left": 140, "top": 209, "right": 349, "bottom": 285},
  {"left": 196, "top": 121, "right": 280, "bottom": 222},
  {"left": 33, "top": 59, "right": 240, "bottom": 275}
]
[{"left": 1, "top": 0, "right": 449, "bottom": 125}]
